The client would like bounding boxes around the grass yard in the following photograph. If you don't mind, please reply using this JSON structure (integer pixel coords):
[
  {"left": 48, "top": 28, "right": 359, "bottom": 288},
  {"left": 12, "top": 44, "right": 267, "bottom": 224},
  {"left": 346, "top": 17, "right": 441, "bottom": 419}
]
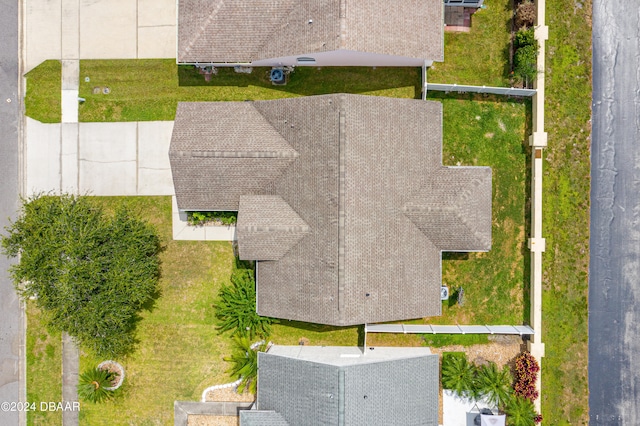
[
  {"left": 26, "top": 303, "right": 62, "bottom": 426},
  {"left": 540, "top": 0, "right": 592, "bottom": 423},
  {"left": 24, "top": 60, "right": 61, "bottom": 123},
  {"left": 15, "top": 196, "right": 356, "bottom": 425},
  {"left": 73, "top": 61, "right": 420, "bottom": 122},
  {"left": 369, "top": 95, "right": 530, "bottom": 348},
  {"left": 429, "top": 1, "right": 514, "bottom": 86}
]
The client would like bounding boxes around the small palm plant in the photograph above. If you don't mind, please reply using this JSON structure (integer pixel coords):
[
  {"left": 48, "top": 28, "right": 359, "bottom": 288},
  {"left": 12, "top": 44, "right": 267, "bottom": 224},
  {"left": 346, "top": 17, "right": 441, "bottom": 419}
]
[
  {"left": 441, "top": 353, "right": 477, "bottom": 399},
  {"left": 224, "top": 337, "right": 268, "bottom": 394},
  {"left": 476, "top": 362, "right": 514, "bottom": 410},
  {"left": 77, "top": 367, "right": 116, "bottom": 403},
  {"left": 214, "top": 268, "right": 276, "bottom": 339},
  {"left": 505, "top": 396, "right": 540, "bottom": 426}
]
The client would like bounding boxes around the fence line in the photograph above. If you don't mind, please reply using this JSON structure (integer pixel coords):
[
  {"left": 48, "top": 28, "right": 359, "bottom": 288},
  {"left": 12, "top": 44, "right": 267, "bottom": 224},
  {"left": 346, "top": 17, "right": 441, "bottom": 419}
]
[
  {"left": 427, "top": 83, "right": 536, "bottom": 97},
  {"left": 365, "top": 324, "right": 534, "bottom": 335}
]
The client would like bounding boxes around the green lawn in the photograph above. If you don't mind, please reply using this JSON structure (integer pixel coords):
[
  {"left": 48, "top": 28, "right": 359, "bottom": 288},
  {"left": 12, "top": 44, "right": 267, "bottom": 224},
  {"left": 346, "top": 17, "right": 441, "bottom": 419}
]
[
  {"left": 429, "top": 3, "right": 513, "bottom": 86},
  {"left": 26, "top": 303, "right": 62, "bottom": 426},
  {"left": 540, "top": 0, "right": 592, "bottom": 423},
  {"left": 72, "top": 61, "right": 419, "bottom": 122},
  {"left": 24, "top": 60, "right": 61, "bottom": 123}
]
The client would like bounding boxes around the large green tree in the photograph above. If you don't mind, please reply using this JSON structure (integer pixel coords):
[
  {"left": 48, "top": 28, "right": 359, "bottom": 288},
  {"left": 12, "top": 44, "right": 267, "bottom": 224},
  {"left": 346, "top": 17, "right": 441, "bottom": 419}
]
[{"left": 1, "top": 195, "right": 161, "bottom": 357}]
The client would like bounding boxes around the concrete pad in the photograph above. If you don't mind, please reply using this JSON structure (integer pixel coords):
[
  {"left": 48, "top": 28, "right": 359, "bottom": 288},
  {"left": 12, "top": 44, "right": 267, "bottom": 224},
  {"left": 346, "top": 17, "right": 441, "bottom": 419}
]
[
  {"left": 204, "top": 226, "right": 237, "bottom": 241},
  {"left": 443, "top": 390, "right": 496, "bottom": 426},
  {"left": 62, "top": 60, "right": 79, "bottom": 90},
  {"left": 137, "top": 121, "right": 174, "bottom": 195},
  {"left": 61, "top": 90, "right": 79, "bottom": 123},
  {"left": 78, "top": 122, "right": 137, "bottom": 195},
  {"left": 79, "top": 0, "right": 137, "bottom": 59},
  {"left": 138, "top": 0, "right": 176, "bottom": 27},
  {"left": 24, "top": 0, "right": 62, "bottom": 72},
  {"left": 171, "top": 196, "right": 237, "bottom": 241},
  {"left": 61, "top": 123, "right": 79, "bottom": 194},
  {"left": 25, "top": 118, "right": 61, "bottom": 196},
  {"left": 61, "top": 0, "right": 80, "bottom": 60},
  {"left": 138, "top": 26, "right": 177, "bottom": 59}
]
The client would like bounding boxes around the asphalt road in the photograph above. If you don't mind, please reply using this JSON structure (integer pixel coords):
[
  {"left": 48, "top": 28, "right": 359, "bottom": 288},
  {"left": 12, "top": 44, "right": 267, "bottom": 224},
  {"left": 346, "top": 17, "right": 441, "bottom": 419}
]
[
  {"left": 589, "top": 0, "right": 640, "bottom": 423},
  {"left": 0, "top": 0, "right": 21, "bottom": 424}
]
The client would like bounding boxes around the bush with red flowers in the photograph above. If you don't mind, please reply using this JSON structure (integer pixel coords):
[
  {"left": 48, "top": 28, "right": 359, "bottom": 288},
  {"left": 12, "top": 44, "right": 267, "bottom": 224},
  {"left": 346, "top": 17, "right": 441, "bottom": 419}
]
[{"left": 513, "top": 351, "right": 540, "bottom": 401}]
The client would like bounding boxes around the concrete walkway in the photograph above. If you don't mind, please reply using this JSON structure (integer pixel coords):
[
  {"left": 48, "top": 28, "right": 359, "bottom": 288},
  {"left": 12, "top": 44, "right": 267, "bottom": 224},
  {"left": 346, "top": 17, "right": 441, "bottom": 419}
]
[{"left": 61, "top": 333, "right": 79, "bottom": 425}]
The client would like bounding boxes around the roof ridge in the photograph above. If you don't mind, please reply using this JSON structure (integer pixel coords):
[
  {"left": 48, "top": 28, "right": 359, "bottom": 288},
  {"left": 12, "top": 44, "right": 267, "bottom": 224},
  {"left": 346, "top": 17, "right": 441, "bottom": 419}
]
[{"left": 338, "top": 96, "right": 346, "bottom": 317}]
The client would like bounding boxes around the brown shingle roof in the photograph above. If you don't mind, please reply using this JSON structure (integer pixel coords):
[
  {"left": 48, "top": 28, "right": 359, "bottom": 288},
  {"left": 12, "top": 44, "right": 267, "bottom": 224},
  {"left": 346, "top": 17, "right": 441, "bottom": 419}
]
[
  {"left": 237, "top": 195, "right": 311, "bottom": 261},
  {"left": 177, "top": 0, "right": 443, "bottom": 63},
  {"left": 169, "top": 94, "right": 491, "bottom": 325}
]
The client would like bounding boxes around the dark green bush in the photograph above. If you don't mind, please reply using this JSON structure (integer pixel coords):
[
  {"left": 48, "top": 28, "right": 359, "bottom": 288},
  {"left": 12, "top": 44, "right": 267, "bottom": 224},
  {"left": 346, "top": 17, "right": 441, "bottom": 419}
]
[
  {"left": 77, "top": 367, "right": 116, "bottom": 403},
  {"left": 187, "top": 211, "right": 237, "bottom": 226},
  {"left": 442, "top": 352, "right": 477, "bottom": 399},
  {"left": 224, "top": 337, "right": 268, "bottom": 394},
  {"left": 213, "top": 267, "right": 276, "bottom": 339}
]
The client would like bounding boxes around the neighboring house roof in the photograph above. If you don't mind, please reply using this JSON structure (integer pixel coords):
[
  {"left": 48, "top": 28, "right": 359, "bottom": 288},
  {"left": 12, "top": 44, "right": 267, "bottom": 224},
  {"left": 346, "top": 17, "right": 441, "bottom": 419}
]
[
  {"left": 169, "top": 94, "right": 492, "bottom": 326},
  {"left": 177, "top": 0, "right": 443, "bottom": 63},
  {"left": 252, "top": 346, "right": 439, "bottom": 426},
  {"left": 240, "top": 410, "right": 290, "bottom": 426}
]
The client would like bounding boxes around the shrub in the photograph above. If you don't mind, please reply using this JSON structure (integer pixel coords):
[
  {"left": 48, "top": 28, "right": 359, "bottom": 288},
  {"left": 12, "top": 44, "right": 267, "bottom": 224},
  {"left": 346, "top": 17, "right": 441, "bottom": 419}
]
[
  {"left": 505, "top": 396, "right": 542, "bottom": 426},
  {"left": 515, "top": 1, "right": 536, "bottom": 29},
  {"left": 213, "top": 267, "right": 276, "bottom": 339},
  {"left": 441, "top": 352, "right": 478, "bottom": 399},
  {"left": 187, "top": 211, "right": 237, "bottom": 226},
  {"left": 513, "top": 351, "right": 540, "bottom": 401},
  {"left": 476, "top": 362, "right": 514, "bottom": 410},
  {"left": 515, "top": 28, "right": 535, "bottom": 50},
  {"left": 224, "top": 337, "right": 267, "bottom": 394},
  {"left": 514, "top": 44, "right": 538, "bottom": 86},
  {"left": 77, "top": 367, "right": 115, "bottom": 403}
]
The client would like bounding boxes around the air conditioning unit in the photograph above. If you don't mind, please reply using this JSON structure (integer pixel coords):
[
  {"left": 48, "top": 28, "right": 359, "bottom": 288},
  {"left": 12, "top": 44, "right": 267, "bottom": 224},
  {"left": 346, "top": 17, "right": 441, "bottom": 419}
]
[{"left": 441, "top": 285, "right": 449, "bottom": 301}]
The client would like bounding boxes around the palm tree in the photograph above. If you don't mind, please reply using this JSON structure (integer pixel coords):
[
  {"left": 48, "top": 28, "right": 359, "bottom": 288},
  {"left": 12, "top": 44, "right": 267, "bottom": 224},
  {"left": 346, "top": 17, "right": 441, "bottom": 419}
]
[
  {"left": 441, "top": 354, "right": 477, "bottom": 399},
  {"left": 77, "top": 367, "right": 115, "bottom": 403},
  {"left": 476, "top": 362, "right": 514, "bottom": 410},
  {"left": 224, "top": 337, "right": 268, "bottom": 394},
  {"left": 505, "top": 396, "right": 538, "bottom": 426}
]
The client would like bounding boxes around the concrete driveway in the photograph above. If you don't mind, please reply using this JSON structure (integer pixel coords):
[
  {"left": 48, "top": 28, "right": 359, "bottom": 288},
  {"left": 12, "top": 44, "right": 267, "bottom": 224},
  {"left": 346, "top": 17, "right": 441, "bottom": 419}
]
[
  {"left": 24, "top": 0, "right": 176, "bottom": 72},
  {"left": 25, "top": 118, "right": 175, "bottom": 196}
]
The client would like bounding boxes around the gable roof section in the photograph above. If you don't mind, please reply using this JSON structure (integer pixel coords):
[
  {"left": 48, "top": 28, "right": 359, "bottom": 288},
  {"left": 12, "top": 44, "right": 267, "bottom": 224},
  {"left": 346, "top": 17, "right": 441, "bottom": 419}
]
[
  {"left": 256, "top": 346, "right": 439, "bottom": 426},
  {"left": 177, "top": 0, "right": 443, "bottom": 63},
  {"left": 404, "top": 167, "right": 493, "bottom": 251},
  {"left": 169, "top": 94, "right": 492, "bottom": 326},
  {"left": 169, "top": 102, "right": 298, "bottom": 211},
  {"left": 237, "top": 195, "right": 311, "bottom": 261}
]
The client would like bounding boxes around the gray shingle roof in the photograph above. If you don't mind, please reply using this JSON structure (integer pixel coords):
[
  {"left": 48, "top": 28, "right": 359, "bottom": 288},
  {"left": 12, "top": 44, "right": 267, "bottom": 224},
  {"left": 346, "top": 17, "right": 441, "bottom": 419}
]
[
  {"left": 177, "top": 0, "right": 443, "bottom": 63},
  {"left": 169, "top": 94, "right": 492, "bottom": 326},
  {"left": 256, "top": 346, "right": 439, "bottom": 426},
  {"left": 240, "top": 410, "right": 290, "bottom": 426}
]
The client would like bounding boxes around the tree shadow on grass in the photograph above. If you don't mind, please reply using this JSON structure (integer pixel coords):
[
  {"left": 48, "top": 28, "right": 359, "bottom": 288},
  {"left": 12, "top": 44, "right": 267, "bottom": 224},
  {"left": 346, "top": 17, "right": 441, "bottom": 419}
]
[{"left": 178, "top": 65, "right": 423, "bottom": 98}]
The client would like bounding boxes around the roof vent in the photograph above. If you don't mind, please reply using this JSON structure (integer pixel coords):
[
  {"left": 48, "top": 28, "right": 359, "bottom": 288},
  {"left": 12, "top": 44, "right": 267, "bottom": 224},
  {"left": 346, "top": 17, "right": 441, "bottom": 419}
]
[{"left": 308, "top": 19, "right": 313, "bottom": 24}]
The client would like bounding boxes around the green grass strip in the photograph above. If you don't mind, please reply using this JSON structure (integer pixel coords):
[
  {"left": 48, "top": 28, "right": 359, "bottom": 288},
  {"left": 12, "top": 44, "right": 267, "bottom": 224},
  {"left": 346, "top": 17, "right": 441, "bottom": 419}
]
[{"left": 24, "top": 60, "right": 61, "bottom": 123}]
